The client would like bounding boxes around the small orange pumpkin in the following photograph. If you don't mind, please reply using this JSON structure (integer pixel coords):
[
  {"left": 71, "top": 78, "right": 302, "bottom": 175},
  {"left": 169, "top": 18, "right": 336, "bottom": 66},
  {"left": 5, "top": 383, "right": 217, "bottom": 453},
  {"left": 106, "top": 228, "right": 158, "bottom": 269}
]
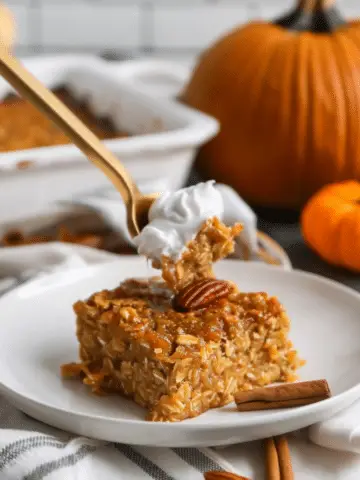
[
  {"left": 183, "top": 0, "right": 360, "bottom": 209},
  {"left": 301, "top": 181, "right": 360, "bottom": 271}
]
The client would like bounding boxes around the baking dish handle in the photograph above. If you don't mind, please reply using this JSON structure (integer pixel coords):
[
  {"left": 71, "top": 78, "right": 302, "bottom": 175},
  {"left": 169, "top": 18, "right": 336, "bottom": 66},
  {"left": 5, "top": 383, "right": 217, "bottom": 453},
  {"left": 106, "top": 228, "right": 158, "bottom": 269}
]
[{"left": 106, "top": 59, "right": 191, "bottom": 99}]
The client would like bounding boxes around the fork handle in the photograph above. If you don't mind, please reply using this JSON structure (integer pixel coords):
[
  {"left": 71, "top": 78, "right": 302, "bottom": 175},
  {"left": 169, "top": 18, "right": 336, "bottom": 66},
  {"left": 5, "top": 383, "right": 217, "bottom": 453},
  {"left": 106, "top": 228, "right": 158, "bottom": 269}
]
[{"left": 0, "top": 49, "right": 139, "bottom": 204}]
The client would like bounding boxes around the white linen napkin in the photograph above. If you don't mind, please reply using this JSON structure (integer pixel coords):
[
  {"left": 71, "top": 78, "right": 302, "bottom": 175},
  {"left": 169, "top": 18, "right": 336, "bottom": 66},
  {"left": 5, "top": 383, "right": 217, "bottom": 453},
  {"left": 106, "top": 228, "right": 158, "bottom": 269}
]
[{"left": 1, "top": 243, "right": 360, "bottom": 479}]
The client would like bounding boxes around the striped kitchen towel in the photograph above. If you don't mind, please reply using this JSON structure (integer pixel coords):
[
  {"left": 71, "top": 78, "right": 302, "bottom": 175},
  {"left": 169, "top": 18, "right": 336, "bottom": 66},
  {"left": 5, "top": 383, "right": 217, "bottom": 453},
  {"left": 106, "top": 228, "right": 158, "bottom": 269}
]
[{"left": 0, "top": 397, "right": 235, "bottom": 480}]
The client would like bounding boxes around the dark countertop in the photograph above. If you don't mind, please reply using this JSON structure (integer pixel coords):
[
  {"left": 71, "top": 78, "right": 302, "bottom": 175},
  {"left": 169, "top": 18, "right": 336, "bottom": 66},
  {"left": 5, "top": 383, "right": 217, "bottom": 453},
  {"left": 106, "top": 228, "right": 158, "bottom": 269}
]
[{"left": 258, "top": 217, "right": 360, "bottom": 290}]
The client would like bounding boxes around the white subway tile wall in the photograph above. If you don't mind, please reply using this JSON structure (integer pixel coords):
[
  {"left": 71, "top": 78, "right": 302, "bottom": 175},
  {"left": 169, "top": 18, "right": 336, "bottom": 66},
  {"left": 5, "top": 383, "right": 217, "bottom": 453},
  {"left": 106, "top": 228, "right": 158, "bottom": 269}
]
[
  {"left": 40, "top": 5, "right": 141, "bottom": 48},
  {"left": 5, "top": 0, "right": 360, "bottom": 57},
  {"left": 152, "top": 6, "right": 249, "bottom": 49}
]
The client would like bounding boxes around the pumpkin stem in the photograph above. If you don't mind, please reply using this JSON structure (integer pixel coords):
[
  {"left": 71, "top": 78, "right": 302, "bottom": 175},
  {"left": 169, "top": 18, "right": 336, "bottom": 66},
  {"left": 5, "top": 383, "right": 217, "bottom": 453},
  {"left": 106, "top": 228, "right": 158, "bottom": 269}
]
[
  {"left": 298, "top": 0, "right": 336, "bottom": 10},
  {"left": 276, "top": 0, "right": 345, "bottom": 33}
]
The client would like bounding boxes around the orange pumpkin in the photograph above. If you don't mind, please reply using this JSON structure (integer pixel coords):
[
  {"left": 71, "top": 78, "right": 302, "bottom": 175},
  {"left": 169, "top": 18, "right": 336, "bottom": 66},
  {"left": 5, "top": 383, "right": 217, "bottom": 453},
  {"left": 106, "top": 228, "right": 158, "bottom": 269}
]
[
  {"left": 301, "top": 181, "right": 360, "bottom": 271},
  {"left": 183, "top": 0, "right": 360, "bottom": 209}
]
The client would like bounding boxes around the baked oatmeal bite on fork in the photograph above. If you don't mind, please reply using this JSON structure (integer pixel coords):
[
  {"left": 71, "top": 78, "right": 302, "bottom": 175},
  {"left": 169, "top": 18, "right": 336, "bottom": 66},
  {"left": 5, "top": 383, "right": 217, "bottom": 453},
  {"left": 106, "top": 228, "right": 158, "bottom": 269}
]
[
  {"left": 133, "top": 181, "right": 242, "bottom": 292},
  {"left": 61, "top": 181, "right": 303, "bottom": 422}
]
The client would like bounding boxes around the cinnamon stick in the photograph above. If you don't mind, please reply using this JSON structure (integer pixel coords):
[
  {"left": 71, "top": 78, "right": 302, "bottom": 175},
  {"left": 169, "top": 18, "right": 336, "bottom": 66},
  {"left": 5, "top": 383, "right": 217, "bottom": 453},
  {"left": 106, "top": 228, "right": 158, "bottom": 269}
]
[
  {"left": 275, "top": 436, "right": 294, "bottom": 480},
  {"left": 235, "top": 380, "right": 331, "bottom": 412},
  {"left": 265, "top": 438, "right": 281, "bottom": 480},
  {"left": 265, "top": 436, "right": 294, "bottom": 480}
]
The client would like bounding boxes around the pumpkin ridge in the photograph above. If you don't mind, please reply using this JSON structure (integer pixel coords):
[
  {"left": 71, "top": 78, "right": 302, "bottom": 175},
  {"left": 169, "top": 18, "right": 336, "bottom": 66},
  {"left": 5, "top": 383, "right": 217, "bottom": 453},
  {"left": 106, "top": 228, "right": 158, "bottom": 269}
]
[
  {"left": 316, "top": 196, "right": 346, "bottom": 262},
  {"left": 308, "top": 37, "right": 328, "bottom": 195},
  {"left": 321, "top": 37, "right": 345, "bottom": 181},
  {"left": 293, "top": 34, "right": 312, "bottom": 204},
  {"left": 342, "top": 26, "right": 360, "bottom": 56},
  {"left": 340, "top": 32, "right": 360, "bottom": 179},
  {"left": 232, "top": 28, "right": 282, "bottom": 107},
  {"left": 330, "top": 36, "right": 350, "bottom": 180},
  {"left": 304, "top": 37, "right": 319, "bottom": 201},
  {"left": 278, "top": 36, "right": 298, "bottom": 192},
  {"left": 205, "top": 30, "right": 283, "bottom": 203},
  {"left": 337, "top": 205, "right": 360, "bottom": 269},
  {"left": 312, "top": 37, "right": 341, "bottom": 189},
  {"left": 345, "top": 24, "right": 360, "bottom": 50},
  {"left": 188, "top": 23, "right": 269, "bottom": 110},
  {"left": 247, "top": 38, "right": 293, "bottom": 202},
  {"left": 227, "top": 26, "right": 283, "bottom": 111},
  {"left": 333, "top": 36, "right": 351, "bottom": 178},
  {"left": 209, "top": 30, "right": 282, "bottom": 192},
  {"left": 328, "top": 201, "right": 351, "bottom": 264},
  {"left": 335, "top": 34, "right": 360, "bottom": 180}
]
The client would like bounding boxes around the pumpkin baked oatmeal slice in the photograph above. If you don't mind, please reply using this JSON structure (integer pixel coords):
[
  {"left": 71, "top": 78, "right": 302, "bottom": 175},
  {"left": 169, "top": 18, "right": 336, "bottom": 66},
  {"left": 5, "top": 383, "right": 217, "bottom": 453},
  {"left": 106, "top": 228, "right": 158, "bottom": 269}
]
[
  {"left": 62, "top": 276, "right": 302, "bottom": 422},
  {"left": 61, "top": 181, "right": 303, "bottom": 421}
]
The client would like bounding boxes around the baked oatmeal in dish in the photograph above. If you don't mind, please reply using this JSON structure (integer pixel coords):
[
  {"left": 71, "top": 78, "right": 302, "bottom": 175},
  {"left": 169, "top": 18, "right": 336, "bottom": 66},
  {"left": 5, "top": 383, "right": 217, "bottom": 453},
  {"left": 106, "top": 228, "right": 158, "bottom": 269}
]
[
  {"left": 0, "top": 88, "right": 127, "bottom": 152},
  {"left": 61, "top": 181, "right": 303, "bottom": 422}
]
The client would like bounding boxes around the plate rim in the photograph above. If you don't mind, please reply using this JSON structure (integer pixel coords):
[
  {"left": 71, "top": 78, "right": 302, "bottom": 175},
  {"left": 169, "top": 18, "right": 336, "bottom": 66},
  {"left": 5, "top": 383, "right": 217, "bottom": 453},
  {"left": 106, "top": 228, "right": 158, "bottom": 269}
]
[{"left": 1, "top": 257, "right": 360, "bottom": 432}]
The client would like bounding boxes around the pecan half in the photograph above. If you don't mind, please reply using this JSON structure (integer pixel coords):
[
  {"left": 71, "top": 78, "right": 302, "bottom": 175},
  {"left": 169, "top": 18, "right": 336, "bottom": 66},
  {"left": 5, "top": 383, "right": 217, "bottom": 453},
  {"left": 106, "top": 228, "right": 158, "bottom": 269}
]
[{"left": 174, "top": 279, "right": 232, "bottom": 311}]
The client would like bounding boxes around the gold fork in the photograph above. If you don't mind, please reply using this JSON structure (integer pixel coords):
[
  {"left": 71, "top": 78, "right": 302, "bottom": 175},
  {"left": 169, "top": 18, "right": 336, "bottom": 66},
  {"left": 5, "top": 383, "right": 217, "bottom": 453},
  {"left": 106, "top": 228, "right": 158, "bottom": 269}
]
[{"left": 0, "top": 49, "right": 157, "bottom": 237}]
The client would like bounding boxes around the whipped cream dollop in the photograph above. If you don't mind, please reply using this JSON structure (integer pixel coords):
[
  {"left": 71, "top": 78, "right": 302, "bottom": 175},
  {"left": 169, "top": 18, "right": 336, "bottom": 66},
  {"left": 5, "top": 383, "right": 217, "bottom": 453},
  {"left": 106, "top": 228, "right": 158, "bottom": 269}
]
[{"left": 133, "top": 181, "right": 224, "bottom": 262}]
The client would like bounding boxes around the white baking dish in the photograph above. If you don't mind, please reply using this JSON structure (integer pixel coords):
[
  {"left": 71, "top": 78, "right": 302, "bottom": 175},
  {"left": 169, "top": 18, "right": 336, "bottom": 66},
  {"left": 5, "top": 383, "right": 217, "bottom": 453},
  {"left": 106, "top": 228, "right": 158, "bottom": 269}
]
[
  {"left": 0, "top": 55, "right": 218, "bottom": 223},
  {"left": 108, "top": 58, "right": 192, "bottom": 100}
]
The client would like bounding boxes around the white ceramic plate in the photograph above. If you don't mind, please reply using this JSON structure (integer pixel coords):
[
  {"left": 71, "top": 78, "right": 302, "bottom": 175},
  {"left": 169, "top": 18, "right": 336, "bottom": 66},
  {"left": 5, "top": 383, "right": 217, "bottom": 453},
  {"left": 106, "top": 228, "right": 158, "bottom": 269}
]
[{"left": 1, "top": 258, "right": 360, "bottom": 447}]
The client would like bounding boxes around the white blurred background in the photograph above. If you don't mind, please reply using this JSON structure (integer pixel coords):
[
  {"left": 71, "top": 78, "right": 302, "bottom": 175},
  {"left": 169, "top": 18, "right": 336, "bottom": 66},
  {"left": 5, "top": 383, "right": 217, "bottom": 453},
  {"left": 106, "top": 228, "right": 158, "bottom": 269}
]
[{"left": 8, "top": 0, "right": 360, "bottom": 67}]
